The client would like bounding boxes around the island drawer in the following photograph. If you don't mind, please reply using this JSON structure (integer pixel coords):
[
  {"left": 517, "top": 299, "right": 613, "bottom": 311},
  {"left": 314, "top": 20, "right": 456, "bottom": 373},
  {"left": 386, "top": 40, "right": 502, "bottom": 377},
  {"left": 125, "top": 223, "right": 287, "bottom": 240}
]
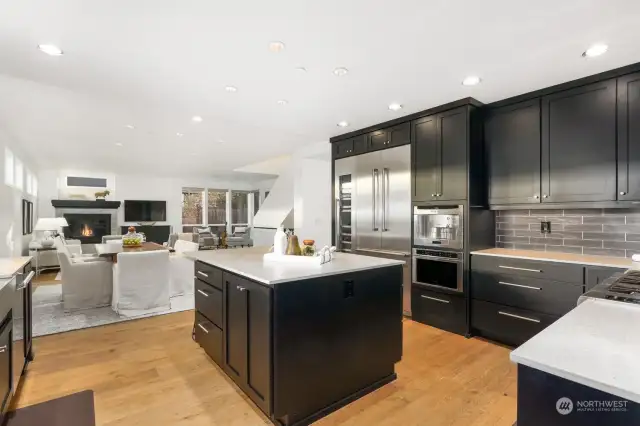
[
  {"left": 195, "top": 262, "right": 223, "bottom": 290},
  {"left": 471, "top": 271, "right": 582, "bottom": 316},
  {"left": 194, "top": 312, "right": 223, "bottom": 366},
  {"left": 471, "top": 255, "right": 583, "bottom": 284},
  {"left": 411, "top": 286, "right": 466, "bottom": 335},
  {"left": 471, "top": 299, "right": 558, "bottom": 347},
  {"left": 195, "top": 279, "right": 223, "bottom": 328}
]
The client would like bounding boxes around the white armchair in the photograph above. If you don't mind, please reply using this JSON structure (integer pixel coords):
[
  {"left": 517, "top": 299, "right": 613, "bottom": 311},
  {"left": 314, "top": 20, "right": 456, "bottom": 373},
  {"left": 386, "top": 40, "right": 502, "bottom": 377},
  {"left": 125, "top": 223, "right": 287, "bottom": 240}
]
[
  {"left": 112, "top": 251, "right": 171, "bottom": 317},
  {"left": 57, "top": 246, "right": 113, "bottom": 312},
  {"left": 170, "top": 240, "right": 199, "bottom": 296}
]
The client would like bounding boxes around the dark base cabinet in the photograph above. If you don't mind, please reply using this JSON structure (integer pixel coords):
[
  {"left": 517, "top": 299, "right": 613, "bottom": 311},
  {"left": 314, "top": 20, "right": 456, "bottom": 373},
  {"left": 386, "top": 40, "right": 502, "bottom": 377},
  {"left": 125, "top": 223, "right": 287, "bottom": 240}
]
[
  {"left": 411, "top": 285, "right": 466, "bottom": 335},
  {"left": 193, "top": 261, "right": 403, "bottom": 426}
]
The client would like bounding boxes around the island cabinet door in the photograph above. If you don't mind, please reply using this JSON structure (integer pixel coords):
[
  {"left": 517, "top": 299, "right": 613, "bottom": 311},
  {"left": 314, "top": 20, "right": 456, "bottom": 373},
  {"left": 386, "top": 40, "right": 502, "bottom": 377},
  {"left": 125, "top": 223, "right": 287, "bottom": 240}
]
[{"left": 222, "top": 272, "right": 272, "bottom": 416}]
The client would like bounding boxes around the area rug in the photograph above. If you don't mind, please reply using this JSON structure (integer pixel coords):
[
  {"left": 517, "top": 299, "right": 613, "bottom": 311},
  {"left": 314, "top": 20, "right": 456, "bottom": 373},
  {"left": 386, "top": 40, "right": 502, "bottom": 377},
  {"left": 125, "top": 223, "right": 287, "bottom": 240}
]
[
  {"left": 32, "top": 284, "right": 194, "bottom": 337},
  {"left": 4, "top": 390, "right": 95, "bottom": 426}
]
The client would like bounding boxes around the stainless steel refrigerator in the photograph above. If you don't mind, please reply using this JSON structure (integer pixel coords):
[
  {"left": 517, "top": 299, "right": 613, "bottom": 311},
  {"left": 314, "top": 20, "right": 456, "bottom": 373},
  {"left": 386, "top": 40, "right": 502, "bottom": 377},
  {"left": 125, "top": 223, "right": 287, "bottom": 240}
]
[{"left": 334, "top": 145, "right": 412, "bottom": 315}]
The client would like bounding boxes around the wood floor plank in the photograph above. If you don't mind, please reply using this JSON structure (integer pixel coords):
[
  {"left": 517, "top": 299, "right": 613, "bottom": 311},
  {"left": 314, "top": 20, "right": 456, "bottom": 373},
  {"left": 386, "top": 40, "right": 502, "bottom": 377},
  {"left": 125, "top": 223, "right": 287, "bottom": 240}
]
[{"left": 13, "top": 311, "right": 517, "bottom": 425}]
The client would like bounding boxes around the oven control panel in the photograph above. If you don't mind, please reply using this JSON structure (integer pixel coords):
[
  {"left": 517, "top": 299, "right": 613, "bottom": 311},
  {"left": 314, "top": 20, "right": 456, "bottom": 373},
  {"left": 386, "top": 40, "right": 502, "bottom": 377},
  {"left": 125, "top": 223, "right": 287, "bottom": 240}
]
[{"left": 414, "top": 249, "right": 460, "bottom": 259}]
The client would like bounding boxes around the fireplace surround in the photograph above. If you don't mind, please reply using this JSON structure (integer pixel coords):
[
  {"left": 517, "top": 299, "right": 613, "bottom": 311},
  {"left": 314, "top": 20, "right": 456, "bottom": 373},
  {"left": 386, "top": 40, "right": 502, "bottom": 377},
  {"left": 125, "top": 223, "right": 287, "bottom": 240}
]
[{"left": 63, "top": 213, "right": 110, "bottom": 244}]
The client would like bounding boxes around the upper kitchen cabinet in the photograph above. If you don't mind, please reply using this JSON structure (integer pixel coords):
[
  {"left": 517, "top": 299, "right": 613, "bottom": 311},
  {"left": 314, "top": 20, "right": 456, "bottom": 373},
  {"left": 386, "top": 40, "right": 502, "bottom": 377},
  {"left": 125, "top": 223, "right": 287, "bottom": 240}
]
[
  {"left": 541, "top": 80, "right": 617, "bottom": 203},
  {"left": 412, "top": 106, "right": 468, "bottom": 202},
  {"left": 485, "top": 99, "right": 541, "bottom": 205},
  {"left": 333, "top": 135, "right": 366, "bottom": 159},
  {"left": 617, "top": 72, "right": 640, "bottom": 201},
  {"left": 367, "top": 122, "right": 410, "bottom": 151}
]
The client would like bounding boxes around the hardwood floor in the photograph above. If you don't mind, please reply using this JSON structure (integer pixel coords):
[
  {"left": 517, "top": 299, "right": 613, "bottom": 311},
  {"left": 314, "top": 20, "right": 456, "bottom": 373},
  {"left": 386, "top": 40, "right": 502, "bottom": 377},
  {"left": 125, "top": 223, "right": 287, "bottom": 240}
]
[
  {"left": 13, "top": 311, "right": 517, "bottom": 426},
  {"left": 33, "top": 271, "right": 59, "bottom": 286}
]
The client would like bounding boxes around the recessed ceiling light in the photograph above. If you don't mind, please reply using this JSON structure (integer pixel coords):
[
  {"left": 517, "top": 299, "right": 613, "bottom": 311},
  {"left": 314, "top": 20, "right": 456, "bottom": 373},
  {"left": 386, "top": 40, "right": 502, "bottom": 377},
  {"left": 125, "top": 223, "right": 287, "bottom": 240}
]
[
  {"left": 269, "top": 41, "right": 286, "bottom": 53},
  {"left": 333, "top": 67, "right": 349, "bottom": 76},
  {"left": 217, "top": 139, "right": 225, "bottom": 143},
  {"left": 337, "top": 121, "right": 349, "bottom": 128},
  {"left": 124, "top": 124, "right": 135, "bottom": 129},
  {"left": 295, "top": 67, "right": 307, "bottom": 72},
  {"left": 192, "top": 116, "right": 203, "bottom": 123},
  {"left": 176, "top": 132, "right": 184, "bottom": 137},
  {"left": 462, "top": 76, "right": 481, "bottom": 86},
  {"left": 277, "top": 100, "right": 288, "bottom": 106},
  {"left": 37, "top": 44, "right": 63, "bottom": 56},
  {"left": 388, "top": 103, "right": 403, "bottom": 111},
  {"left": 583, "top": 43, "right": 608, "bottom": 58},
  {"left": 225, "top": 86, "right": 238, "bottom": 93},
  {"left": 115, "top": 142, "right": 123, "bottom": 147}
]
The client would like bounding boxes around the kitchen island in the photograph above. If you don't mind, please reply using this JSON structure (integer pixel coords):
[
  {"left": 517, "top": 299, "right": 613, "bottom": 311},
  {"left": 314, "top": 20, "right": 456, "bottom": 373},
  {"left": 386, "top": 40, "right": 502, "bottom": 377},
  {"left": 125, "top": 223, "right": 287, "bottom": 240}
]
[{"left": 187, "top": 247, "right": 404, "bottom": 426}]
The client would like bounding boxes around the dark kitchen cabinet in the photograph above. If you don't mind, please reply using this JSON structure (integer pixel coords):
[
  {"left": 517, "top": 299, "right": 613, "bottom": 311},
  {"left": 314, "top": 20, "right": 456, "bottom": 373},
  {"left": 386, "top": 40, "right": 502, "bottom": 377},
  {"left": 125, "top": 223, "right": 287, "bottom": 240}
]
[
  {"left": 0, "top": 317, "right": 11, "bottom": 417},
  {"left": 541, "top": 80, "right": 617, "bottom": 203},
  {"left": 333, "top": 136, "right": 366, "bottom": 159},
  {"left": 412, "top": 106, "right": 468, "bottom": 202},
  {"left": 223, "top": 272, "right": 271, "bottom": 415},
  {"left": 617, "top": 72, "right": 640, "bottom": 201},
  {"left": 585, "top": 266, "right": 626, "bottom": 291},
  {"left": 367, "top": 122, "right": 410, "bottom": 151},
  {"left": 486, "top": 99, "right": 542, "bottom": 205}
]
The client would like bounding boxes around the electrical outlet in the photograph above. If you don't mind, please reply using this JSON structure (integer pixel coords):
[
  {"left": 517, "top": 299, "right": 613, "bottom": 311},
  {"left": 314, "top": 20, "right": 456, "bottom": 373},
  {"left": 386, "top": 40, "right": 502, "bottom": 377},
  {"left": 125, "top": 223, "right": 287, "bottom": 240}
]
[{"left": 541, "top": 221, "right": 551, "bottom": 234}]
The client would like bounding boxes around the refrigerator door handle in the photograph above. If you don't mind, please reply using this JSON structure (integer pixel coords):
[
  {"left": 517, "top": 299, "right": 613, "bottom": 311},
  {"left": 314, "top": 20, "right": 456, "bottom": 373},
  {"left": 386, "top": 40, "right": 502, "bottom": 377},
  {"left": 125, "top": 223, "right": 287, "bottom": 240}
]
[
  {"left": 372, "top": 169, "right": 379, "bottom": 231},
  {"left": 383, "top": 167, "right": 389, "bottom": 231}
]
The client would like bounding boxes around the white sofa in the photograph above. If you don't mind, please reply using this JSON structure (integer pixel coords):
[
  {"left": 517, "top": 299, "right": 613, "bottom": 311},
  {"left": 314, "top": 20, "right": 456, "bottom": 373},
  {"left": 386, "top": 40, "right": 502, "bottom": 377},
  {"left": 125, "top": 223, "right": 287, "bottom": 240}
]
[
  {"left": 57, "top": 245, "right": 113, "bottom": 312},
  {"left": 112, "top": 251, "right": 171, "bottom": 317},
  {"left": 170, "top": 240, "right": 199, "bottom": 296}
]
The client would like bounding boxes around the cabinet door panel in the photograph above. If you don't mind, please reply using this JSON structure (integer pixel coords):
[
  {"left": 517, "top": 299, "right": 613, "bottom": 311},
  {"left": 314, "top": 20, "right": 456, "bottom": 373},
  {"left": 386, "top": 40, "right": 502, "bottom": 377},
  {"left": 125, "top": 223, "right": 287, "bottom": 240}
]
[
  {"left": 387, "top": 122, "right": 411, "bottom": 148},
  {"left": 0, "top": 320, "right": 11, "bottom": 415},
  {"left": 367, "top": 130, "right": 388, "bottom": 151},
  {"left": 438, "top": 107, "right": 467, "bottom": 201},
  {"left": 223, "top": 273, "right": 247, "bottom": 381},
  {"left": 618, "top": 72, "right": 640, "bottom": 201},
  {"left": 486, "top": 100, "right": 541, "bottom": 205},
  {"left": 245, "top": 279, "right": 271, "bottom": 414},
  {"left": 411, "top": 115, "right": 439, "bottom": 202},
  {"left": 333, "top": 139, "right": 354, "bottom": 159},
  {"left": 541, "top": 80, "right": 617, "bottom": 202}
]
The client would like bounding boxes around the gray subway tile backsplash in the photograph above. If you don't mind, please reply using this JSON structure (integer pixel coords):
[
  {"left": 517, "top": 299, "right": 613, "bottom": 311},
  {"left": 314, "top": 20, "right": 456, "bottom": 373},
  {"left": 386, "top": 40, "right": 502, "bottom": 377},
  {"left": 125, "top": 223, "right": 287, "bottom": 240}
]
[{"left": 494, "top": 208, "right": 640, "bottom": 258}]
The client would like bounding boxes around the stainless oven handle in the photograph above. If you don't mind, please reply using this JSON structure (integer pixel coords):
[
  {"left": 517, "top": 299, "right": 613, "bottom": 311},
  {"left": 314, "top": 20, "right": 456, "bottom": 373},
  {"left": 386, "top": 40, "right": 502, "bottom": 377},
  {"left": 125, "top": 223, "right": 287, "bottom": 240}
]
[
  {"left": 498, "top": 311, "right": 541, "bottom": 323},
  {"left": 372, "top": 169, "right": 379, "bottom": 231},
  {"left": 421, "top": 295, "right": 450, "bottom": 304},
  {"left": 16, "top": 271, "right": 35, "bottom": 291},
  {"left": 359, "top": 248, "right": 411, "bottom": 257},
  {"left": 413, "top": 254, "right": 461, "bottom": 263}
]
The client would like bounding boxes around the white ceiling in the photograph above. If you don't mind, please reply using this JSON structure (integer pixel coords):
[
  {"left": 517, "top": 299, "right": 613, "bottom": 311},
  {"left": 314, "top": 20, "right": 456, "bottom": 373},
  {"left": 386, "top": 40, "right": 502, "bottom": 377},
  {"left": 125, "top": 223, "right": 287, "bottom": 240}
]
[{"left": 1, "top": 0, "right": 639, "bottom": 176}]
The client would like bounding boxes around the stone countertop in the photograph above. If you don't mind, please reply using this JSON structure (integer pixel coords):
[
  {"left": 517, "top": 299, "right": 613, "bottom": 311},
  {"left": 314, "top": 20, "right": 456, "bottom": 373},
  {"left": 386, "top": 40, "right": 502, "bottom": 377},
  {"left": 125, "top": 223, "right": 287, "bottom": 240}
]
[
  {"left": 186, "top": 247, "right": 405, "bottom": 285},
  {"left": 471, "top": 248, "right": 633, "bottom": 269},
  {"left": 0, "top": 256, "right": 33, "bottom": 279},
  {"left": 510, "top": 298, "right": 640, "bottom": 404}
]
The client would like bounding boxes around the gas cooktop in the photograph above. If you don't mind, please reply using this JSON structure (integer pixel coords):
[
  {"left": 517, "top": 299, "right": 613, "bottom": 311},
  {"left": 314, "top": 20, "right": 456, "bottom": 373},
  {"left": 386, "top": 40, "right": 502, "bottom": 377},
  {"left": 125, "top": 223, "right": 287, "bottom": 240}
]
[{"left": 580, "top": 270, "right": 640, "bottom": 305}]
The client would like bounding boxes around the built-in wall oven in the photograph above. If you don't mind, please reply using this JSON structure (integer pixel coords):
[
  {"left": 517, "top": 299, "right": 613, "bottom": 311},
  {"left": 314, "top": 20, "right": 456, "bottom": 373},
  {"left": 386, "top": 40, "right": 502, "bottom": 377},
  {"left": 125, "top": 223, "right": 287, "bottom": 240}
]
[
  {"left": 413, "top": 205, "right": 463, "bottom": 249},
  {"left": 412, "top": 248, "right": 463, "bottom": 293}
]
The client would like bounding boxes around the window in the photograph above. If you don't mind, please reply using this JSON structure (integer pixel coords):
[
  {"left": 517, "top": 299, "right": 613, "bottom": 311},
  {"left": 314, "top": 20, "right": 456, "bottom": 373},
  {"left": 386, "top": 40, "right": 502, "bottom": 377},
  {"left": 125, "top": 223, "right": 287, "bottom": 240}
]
[
  {"left": 253, "top": 191, "right": 260, "bottom": 215},
  {"left": 231, "top": 191, "right": 249, "bottom": 225},
  {"left": 4, "top": 148, "right": 13, "bottom": 186},
  {"left": 25, "top": 171, "right": 32, "bottom": 195},
  {"left": 181, "top": 188, "right": 204, "bottom": 225},
  {"left": 32, "top": 176, "right": 38, "bottom": 197},
  {"left": 207, "top": 189, "right": 227, "bottom": 225},
  {"left": 14, "top": 158, "right": 23, "bottom": 190}
]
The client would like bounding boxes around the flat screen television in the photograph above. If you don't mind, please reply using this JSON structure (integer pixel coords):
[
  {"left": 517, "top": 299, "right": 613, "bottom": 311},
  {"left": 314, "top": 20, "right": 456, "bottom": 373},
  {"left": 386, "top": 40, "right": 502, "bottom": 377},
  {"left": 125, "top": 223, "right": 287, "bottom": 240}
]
[{"left": 124, "top": 200, "right": 167, "bottom": 222}]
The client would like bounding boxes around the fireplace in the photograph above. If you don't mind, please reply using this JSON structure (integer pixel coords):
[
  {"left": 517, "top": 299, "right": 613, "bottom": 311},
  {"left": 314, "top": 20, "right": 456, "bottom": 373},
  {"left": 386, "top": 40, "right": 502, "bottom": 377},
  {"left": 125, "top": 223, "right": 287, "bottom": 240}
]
[{"left": 63, "top": 213, "right": 111, "bottom": 244}]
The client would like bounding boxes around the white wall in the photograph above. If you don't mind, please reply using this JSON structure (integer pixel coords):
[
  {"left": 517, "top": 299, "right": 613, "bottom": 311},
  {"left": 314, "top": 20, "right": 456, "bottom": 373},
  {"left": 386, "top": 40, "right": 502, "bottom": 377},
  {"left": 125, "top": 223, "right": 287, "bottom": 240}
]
[
  {"left": 0, "top": 129, "right": 39, "bottom": 257},
  {"left": 293, "top": 157, "right": 332, "bottom": 248},
  {"left": 38, "top": 169, "right": 259, "bottom": 234}
]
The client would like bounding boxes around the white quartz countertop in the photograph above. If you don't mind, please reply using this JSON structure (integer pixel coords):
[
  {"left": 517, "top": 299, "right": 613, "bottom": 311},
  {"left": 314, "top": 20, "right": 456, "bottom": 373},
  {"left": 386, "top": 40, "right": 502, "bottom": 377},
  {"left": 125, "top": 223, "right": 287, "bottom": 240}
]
[
  {"left": 471, "top": 248, "right": 632, "bottom": 269},
  {"left": 186, "top": 247, "right": 405, "bottom": 285},
  {"left": 510, "top": 298, "right": 640, "bottom": 403},
  {"left": 0, "top": 256, "right": 32, "bottom": 279}
]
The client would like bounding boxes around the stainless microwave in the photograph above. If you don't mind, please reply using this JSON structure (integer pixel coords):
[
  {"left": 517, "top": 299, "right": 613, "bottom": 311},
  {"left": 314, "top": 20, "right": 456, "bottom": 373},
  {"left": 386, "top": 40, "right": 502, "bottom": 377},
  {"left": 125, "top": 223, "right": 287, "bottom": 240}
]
[{"left": 413, "top": 205, "right": 463, "bottom": 249}]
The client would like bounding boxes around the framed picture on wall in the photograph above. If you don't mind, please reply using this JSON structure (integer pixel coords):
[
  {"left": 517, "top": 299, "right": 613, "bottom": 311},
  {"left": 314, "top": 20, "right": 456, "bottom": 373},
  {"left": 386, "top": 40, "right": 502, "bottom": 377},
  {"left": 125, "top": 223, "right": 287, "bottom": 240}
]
[{"left": 27, "top": 201, "right": 33, "bottom": 234}]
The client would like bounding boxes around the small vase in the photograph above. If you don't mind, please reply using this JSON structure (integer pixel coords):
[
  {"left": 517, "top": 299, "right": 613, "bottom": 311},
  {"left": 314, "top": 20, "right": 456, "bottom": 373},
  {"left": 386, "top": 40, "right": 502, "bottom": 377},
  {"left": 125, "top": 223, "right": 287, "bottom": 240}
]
[{"left": 286, "top": 235, "right": 302, "bottom": 256}]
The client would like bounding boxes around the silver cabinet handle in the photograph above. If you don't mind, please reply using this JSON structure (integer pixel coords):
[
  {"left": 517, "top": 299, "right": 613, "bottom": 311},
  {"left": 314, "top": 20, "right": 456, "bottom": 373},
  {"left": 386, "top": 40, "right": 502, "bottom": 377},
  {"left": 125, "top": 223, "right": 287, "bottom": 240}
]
[
  {"left": 372, "top": 169, "right": 379, "bottom": 231},
  {"left": 237, "top": 286, "right": 246, "bottom": 292},
  {"left": 498, "top": 265, "right": 541, "bottom": 273},
  {"left": 543, "top": 194, "right": 548, "bottom": 199},
  {"left": 197, "top": 323, "right": 209, "bottom": 334},
  {"left": 197, "top": 271, "right": 209, "bottom": 278},
  {"left": 498, "top": 281, "right": 541, "bottom": 291},
  {"left": 16, "top": 271, "right": 35, "bottom": 290},
  {"left": 620, "top": 192, "right": 627, "bottom": 195},
  {"left": 421, "top": 295, "right": 450, "bottom": 304},
  {"left": 498, "top": 311, "right": 540, "bottom": 323},
  {"left": 533, "top": 195, "right": 539, "bottom": 199},
  {"left": 197, "top": 289, "right": 209, "bottom": 297},
  {"left": 0, "top": 346, "right": 6, "bottom": 353},
  {"left": 431, "top": 194, "right": 436, "bottom": 197}
]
